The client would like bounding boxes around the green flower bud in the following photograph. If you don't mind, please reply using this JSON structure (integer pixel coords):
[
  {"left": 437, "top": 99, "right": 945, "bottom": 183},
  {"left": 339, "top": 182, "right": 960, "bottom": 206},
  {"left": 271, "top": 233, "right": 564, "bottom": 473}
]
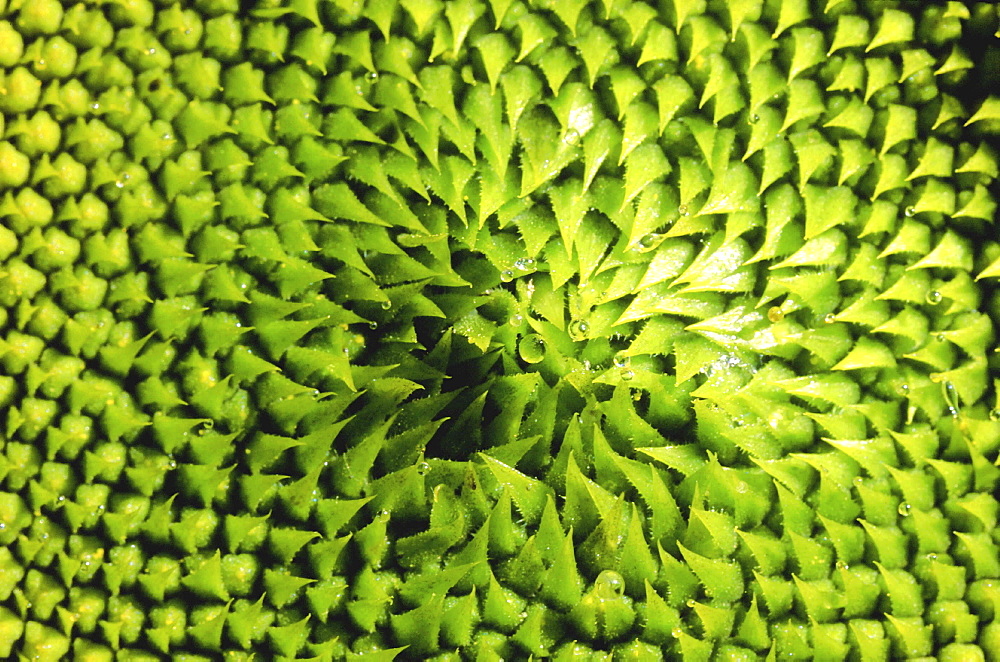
[
  {"left": 140, "top": 557, "right": 182, "bottom": 602},
  {"left": 172, "top": 508, "right": 219, "bottom": 554},
  {"left": 0, "top": 67, "right": 42, "bottom": 114},
  {"left": 175, "top": 99, "right": 236, "bottom": 148},
  {"left": 25, "top": 296, "right": 69, "bottom": 341},
  {"left": 65, "top": 193, "right": 111, "bottom": 236},
  {"left": 0, "top": 607, "right": 23, "bottom": 657},
  {"left": 83, "top": 441, "right": 127, "bottom": 483},
  {"left": 21, "top": 621, "right": 70, "bottom": 661},
  {"left": 65, "top": 118, "right": 124, "bottom": 164},
  {"left": 0, "top": 492, "right": 32, "bottom": 543},
  {"left": 0, "top": 21, "right": 25, "bottom": 67},
  {"left": 1, "top": 330, "right": 45, "bottom": 374},
  {"left": 246, "top": 21, "right": 289, "bottom": 64},
  {"left": 131, "top": 118, "right": 179, "bottom": 166},
  {"left": 106, "top": 272, "right": 152, "bottom": 318},
  {"left": 24, "top": 569, "right": 66, "bottom": 620},
  {"left": 35, "top": 35, "right": 78, "bottom": 80},
  {"left": 106, "top": 0, "right": 154, "bottom": 27},
  {"left": 0, "top": 142, "right": 30, "bottom": 188},
  {"left": 17, "top": 397, "right": 58, "bottom": 441},
  {"left": 39, "top": 152, "right": 88, "bottom": 198},
  {"left": 61, "top": 5, "right": 113, "bottom": 48},
  {"left": 115, "top": 27, "right": 171, "bottom": 72},
  {"left": 16, "top": 0, "right": 63, "bottom": 36},
  {"left": 9, "top": 110, "right": 61, "bottom": 155},
  {"left": 148, "top": 600, "right": 186, "bottom": 645},
  {"left": 203, "top": 13, "right": 243, "bottom": 60},
  {"left": 67, "top": 585, "right": 106, "bottom": 632},
  {"left": 11, "top": 187, "right": 55, "bottom": 230},
  {"left": 31, "top": 227, "right": 81, "bottom": 272},
  {"left": 37, "top": 350, "right": 85, "bottom": 398},
  {"left": 105, "top": 594, "right": 146, "bottom": 644},
  {"left": 51, "top": 266, "right": 108, "bottom": 312},
  {"left": 174, "top": 52, "right": 222, "bottom": 100},
  {"left": 0, "top": 223, "right": 17, "bottom": 260},
  {"left": 173, "top": 190, "right": 219, "bottom": 237},
  {"left": 158, "top": 5, "right": 204, "bottom": 52},
  {"left": 47, "top": 413, "right": 92, "bottom": 462}
]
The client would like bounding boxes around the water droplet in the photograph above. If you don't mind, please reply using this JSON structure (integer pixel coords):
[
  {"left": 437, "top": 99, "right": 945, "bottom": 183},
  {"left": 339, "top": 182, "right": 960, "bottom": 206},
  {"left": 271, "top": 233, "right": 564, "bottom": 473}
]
[
  {"left": 146, "top": 48, "right": 156, "bottom": 55},
  {"left": 904, "top": 206, "right": 916, "bottom": 217},
  {"left": 568, "top": 319, "right": 589, "bottom": 340},
  {"left": 678, "top": 204, "right": 690, "bottom": 216},
  {"left": 368, "top": 321, "right": 378, "bottom": 330},
  {"left": 989, "top": 408, "right": 1000, "bottom": 422},
  {"left": 767, "top": 306, "right": 784, "bottom": 323},
  {"left": 620, "top": 369, "right": 634, "bottom": 381},
  {"left": 685, "top": 599, "right": 697, "bottom": 608},
  {"left": 897, "top": 502, "right": 911, "bottom": 517},
  {"left": 595, "top": 570, "right": 625, "bottom": 598},
  {"left": 935, "top": 332, "right": 947, "bottom": 342},
  {"left": 613, "top": 352, "right": 630, "bottom": 369},
  {"left": 500, "top": 269, "right": 514, "bottom": 282},
  {"left": 632, "top": 390, "right": 642, "bottom": 401},
  {"left": 380, "top": 300, "right": 392, "bottom": 310},
  {"left": 509, "top": 314, "right": 524, "bottom": 327},
  {"left": 563, "top": 129, "right": 580, "bottom": 145},
  {"left": 671, "top": 627, "right": 684, "bottom": 638},
  {"left": 748, "top": 113, "right": 760, "bottom": 124},
  {"left": 897, "top": 383, "right": 910, "bottom": 396},
  {"left": 518, "top": 334, "right": 545, "bottom": 364},
  {"left": 514, "top": 257, "right": 535, "bottom": 271},
  {"left": 635, "top": 233, "right": 662, "bottom": 253},
  {"left": 925, "top": 290, "right": 943, "bottom": 305},
  {"left": 823, "top": 313, "right": 836, "bottom": 324},
  {"left": 365, "top": 71, "right": 379, "bottom": 82},
  {"left": 416, "top": 461, "right": 431, "bottom": 475}
]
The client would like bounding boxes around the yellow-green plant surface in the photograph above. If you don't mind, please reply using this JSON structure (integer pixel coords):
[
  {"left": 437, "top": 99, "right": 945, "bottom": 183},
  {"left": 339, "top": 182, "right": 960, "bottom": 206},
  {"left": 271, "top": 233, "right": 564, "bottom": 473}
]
[{"left": 1, "top": 0, "right": 1000, "bottom": 658}]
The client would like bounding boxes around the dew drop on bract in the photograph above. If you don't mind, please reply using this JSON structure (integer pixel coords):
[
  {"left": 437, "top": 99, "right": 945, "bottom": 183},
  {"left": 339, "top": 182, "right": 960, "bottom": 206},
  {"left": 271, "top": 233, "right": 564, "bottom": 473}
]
[
  {"left": 635, "top": 233, "right": 662, "bottom": 252},
  {"left": 568, "top": 319, "right": 589, "bottom": 340},
  {"left": 514, "top": 257, "right": 535, "bottom": 271},
  {"left": 904, "top": 206, "right": 916, "bottom": 217},
  {"left": 748, "top": 113, "right": 760, "bottom": 124},
  {"left": 509, "top": 314, "right": 524, "bottom": 327},
  {"left": 613, "top": 352, "right": 630, "bottom": 369},
  {"left": 365, "top": 70, "right": 379, "bottom": 81},
  {"left": 500, "top": 269, "right": 514, "bottom": 282},
  {"left": 381, "top": 300, "right": 392, "bottom": 310},
  {"left": 368, "top": 321, "right": 378, "bottom": 330},
  {"left": 677, "top": 204, "right": 690, "bottom": 216},
  {"left": 925, "top": 290, "right": 942, "bottom": 305},
  {"left": 594, "top": 570, "right": 625, "bottom": 598},
  {"left": 620, "top": 369, "right": 634, "bottom": 381},
  {"left": 767, "top": 306, "right": 784, "bottom": 323},
  {"left": 563, "top": 129, "right": 580, "bottom": 145},
  {"left": 990, "top": 408, "right": 1000, "bottom": 422},
  {"left": 823, "top": 313, "right": 836, "bottom": 324},
  {"left": 519, "top": 334, "right": 545, "bottom": 364},
  {"left": 897, "top": 502, "right": 911, "bottom": 517},
  {"left": 416, "top": 461, "right": 431, "bottom": 475}
]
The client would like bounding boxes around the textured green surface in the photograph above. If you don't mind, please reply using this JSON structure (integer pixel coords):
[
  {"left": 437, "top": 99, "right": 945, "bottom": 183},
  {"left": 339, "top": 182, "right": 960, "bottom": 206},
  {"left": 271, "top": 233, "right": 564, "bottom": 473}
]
[{"left": 1, "top": 0, "right": 1000, "bottom": 659}]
